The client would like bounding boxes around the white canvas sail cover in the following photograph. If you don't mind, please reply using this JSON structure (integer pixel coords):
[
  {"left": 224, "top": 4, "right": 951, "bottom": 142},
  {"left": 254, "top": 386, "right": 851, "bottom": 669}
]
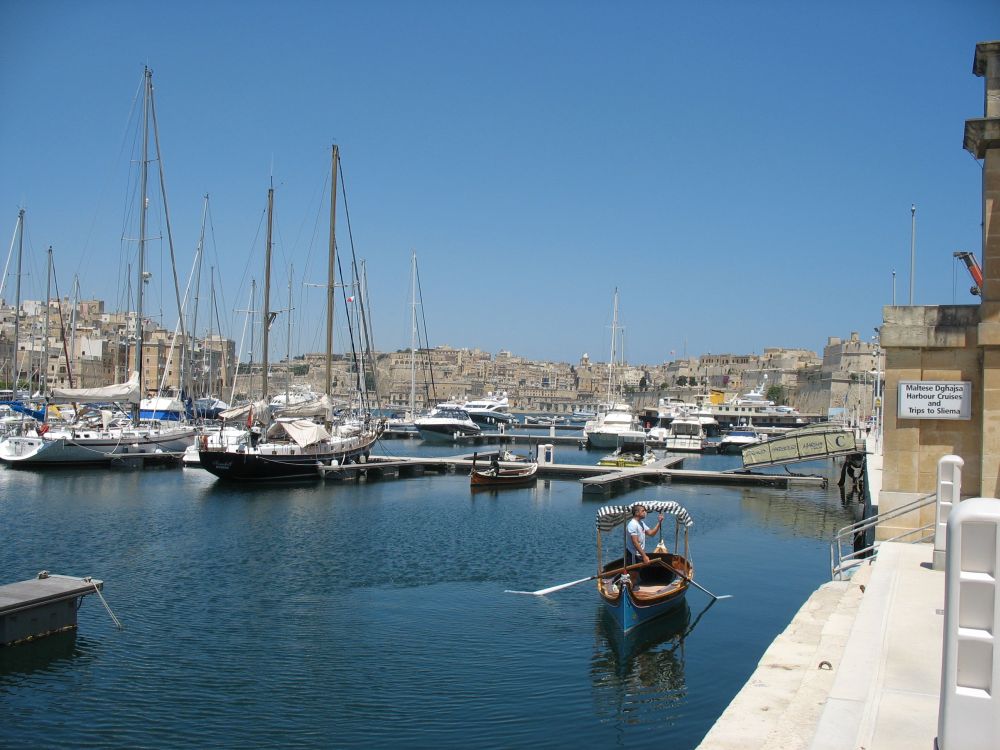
[
  {"left": 218, "top": 400, "right": 272, "bottom": 425},
  {"left": 49, "top": 371, "right": 141, "bottom": 404},
  {"left": 276, "top": 394, "right": 343, "bottom": 420},
  {"left": 269, "top": 418, "right": 331, "bottom": 448}
]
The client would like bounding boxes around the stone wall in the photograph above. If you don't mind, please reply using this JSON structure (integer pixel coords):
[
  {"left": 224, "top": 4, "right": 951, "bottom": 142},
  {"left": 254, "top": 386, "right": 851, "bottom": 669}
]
[{"left": 878, "top": 305, "right": 982, "bottom": 538}]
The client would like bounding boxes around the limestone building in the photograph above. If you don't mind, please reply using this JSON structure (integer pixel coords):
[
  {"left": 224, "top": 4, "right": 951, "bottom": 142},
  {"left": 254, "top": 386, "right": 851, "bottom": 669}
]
[{"left": 878, "top": 41, "right": 1000, "bottom": 531}]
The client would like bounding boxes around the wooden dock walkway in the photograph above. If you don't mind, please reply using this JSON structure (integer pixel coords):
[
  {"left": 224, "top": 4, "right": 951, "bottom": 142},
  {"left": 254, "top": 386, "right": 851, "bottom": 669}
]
[{"left": 319, "top": 451, "right": 828, "bottom": 496}]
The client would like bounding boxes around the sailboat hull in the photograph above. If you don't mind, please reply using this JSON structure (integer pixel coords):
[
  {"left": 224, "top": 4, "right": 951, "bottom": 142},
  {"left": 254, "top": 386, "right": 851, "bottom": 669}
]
[
  {"left": 198, "top": 432, "right": 379, "bottom": 481},
  {"left": 0, "top": 427, "right": 196, "bottom": 467}
]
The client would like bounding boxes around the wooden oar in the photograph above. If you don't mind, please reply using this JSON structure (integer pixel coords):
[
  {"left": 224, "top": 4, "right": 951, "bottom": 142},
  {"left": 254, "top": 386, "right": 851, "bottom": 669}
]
[
  {"left": 655, "top": 558, "right": 732, "bottom": 600},
  {"left": 505, "top": 559, "right": 655, "bottom": 596}
]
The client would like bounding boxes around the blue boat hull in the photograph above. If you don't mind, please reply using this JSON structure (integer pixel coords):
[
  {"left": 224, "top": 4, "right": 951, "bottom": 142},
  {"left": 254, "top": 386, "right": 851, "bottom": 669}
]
[{"left": 599, "top": 553, "right": 691, "bottom": 635}]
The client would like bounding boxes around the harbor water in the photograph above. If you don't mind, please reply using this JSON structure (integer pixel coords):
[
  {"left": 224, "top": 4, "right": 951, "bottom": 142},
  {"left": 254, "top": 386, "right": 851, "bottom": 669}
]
[{"left": 0, "top": 442, "right": 856, "bottom": 748}]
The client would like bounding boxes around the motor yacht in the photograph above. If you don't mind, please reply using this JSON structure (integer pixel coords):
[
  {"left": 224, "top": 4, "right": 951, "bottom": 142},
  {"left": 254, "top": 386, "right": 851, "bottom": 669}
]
[
  {"left": 584, "top": 403, "right": 640, "bottom": 449},
  {"left": 462, "top": 392, "right": 515, "bottom": 426},
  {"left": 718, "top": 421, "right": 768, "bottom": 454},
  {"left": 647, "top": 412, "right": 717, "bottom": 452},
  {"left": 415, "top": 404, "right": 482, "bottom": 442}
]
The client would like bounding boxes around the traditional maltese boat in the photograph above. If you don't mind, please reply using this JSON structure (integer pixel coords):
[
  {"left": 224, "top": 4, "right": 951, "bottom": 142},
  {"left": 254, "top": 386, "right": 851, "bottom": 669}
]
[
  {"left": 470, "top": 454, "right": 538, "bottom": 487},
  {"left": 594, "top": 500, "right": 694, "bottom": 635}
]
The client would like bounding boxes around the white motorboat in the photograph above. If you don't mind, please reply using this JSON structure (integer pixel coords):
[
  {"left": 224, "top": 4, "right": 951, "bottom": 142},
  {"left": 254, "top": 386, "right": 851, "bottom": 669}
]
[
  {"left": 462, "top": 392, "right": 515, "bottom": 426},
  {"left": 648, "top": 412, "right": 716, "bottom": 452},
  {"left": 415, "top": 404, "right": 482, "bottom": 442},
  {"left": 718, "top": 421, "right": 768, "bottom": 454},
  {"left": 584, "top": 403, "right": 641, "bottom": 449}
]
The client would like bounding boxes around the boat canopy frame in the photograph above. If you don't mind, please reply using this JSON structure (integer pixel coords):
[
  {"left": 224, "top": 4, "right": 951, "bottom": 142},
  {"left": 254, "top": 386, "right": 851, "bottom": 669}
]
[{"left": 595, "top": 500, "right": 693, "bottom": 578}]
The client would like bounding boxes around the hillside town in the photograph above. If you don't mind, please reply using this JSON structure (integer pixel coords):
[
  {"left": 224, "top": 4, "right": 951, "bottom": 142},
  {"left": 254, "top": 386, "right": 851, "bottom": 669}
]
[{"left": 0, "top": 295, "right": 883, "bottom": 423}]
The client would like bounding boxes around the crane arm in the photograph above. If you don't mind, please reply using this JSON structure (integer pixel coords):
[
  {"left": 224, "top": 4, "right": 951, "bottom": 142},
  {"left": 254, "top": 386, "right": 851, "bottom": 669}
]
[{"left": 954, "top": 251, "right": 983, "bottom": 296}]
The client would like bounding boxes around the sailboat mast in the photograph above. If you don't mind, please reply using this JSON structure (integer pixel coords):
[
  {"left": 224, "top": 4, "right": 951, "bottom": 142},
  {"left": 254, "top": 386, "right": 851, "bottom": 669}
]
[
  {"left": 606, "top": 287, "right": 619, "bottom": 404},
  {"left": 326, "top": 144, "right": 339, "bottom": 397},
  {"left": 190, "top": 194, "right": 208, "bottom": 397},
  {"left": 42, "top": 247, "right": 52, "bottom": 394},
  {"left": 230, "top": 280, "right": 255, "bottom": 406},
  {"left": 409, "top": 250, "right": 417, "bottom": 419},
  {"left": 285, "top": 266, "right": 293, "bottom": 407},
  {"left": 69, "top": 275, "right": 79, "bottom": 380},
  {"left": 208, "top": 266, "right": 217, "bottom": 394},
  {"left": 135, "top": 67, "right": 151, "bottom": 413},
  {"left": 12, "top": 209, "right": 23, "bottom": 394},
  {"left": 262, "top": 186, "right": 274, "bottom": 399}
]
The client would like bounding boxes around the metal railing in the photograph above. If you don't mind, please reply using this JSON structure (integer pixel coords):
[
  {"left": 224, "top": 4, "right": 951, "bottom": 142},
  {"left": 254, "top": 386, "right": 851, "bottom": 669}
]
[{"left": 830, "top": 491, "right": 937, "bottom": 580}]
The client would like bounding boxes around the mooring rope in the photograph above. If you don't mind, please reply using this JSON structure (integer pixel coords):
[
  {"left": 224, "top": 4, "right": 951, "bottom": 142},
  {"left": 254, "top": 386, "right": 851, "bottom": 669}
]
[{"left": 89, "top": 579, "right": 123, "bottom": 630}]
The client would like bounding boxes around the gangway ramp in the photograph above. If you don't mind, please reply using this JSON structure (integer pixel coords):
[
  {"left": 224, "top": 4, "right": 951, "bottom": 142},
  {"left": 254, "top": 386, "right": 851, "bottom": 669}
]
[{"left": 740, "top": 424, "right": 863, "bottom": 469}]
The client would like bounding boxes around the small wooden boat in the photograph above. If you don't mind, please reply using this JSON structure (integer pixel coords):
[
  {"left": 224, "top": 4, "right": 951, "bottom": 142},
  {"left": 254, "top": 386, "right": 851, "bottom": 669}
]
[
  {"left": 470, "top": 454, "right": 539, "bottom": 487},
  {"left": 595, "top": 500, "right": 694, "bottom": 635}
]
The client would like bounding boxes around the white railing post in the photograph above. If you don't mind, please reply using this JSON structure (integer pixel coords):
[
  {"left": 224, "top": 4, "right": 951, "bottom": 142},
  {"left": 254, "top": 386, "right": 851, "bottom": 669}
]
[
  {"left": 938, "top": 497, "right": 1000, "bottom": 750},
  {"left": 538, "top": 443, "right": 555, "bottom": 466},
  {"left": 934, "top": 455, "right": 965, "bottom": 570}
]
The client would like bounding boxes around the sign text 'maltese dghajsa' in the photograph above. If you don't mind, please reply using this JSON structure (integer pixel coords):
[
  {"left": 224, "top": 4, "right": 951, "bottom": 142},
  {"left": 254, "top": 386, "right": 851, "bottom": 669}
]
[{"left": 897, "top": 381, "right": 972, "bottom": 420}]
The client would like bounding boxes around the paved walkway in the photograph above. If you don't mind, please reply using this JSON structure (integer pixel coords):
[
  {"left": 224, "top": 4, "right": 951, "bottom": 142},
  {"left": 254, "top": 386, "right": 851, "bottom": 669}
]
[{"left": 697, "top": 541, "right": 943, "bottom": 750}]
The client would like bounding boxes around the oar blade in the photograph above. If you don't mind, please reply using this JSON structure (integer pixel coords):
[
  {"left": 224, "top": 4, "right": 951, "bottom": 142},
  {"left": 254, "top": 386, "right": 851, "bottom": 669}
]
[{"left": 505, "top": 575, "right": 595, "bottom": 596}]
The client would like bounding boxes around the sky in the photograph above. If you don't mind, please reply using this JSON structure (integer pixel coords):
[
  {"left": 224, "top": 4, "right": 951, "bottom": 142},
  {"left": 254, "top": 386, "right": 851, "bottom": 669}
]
[{"left": 1, "top": 1, "right": 996, "bottom": 367}]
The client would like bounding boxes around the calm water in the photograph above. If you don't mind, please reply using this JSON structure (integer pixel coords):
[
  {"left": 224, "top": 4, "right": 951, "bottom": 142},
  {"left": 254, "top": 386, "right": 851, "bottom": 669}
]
[{"left": 0, "top": 439, "right": 854, "bottom": 748}]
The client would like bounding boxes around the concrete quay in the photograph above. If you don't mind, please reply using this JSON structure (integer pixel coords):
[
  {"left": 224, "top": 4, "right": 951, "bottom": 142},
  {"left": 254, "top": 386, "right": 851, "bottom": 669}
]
[{"left": 697, "top": 443, "right": 945, "bottom": 750}]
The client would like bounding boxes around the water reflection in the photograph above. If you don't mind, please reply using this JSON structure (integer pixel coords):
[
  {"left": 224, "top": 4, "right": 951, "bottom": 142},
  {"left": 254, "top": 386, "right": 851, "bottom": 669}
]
[
  {"left": 0, "top": 631, "right": 82, "bottom": 683},
  {"left": 590, "top": 600, "right": 714, "bottom": 728}
]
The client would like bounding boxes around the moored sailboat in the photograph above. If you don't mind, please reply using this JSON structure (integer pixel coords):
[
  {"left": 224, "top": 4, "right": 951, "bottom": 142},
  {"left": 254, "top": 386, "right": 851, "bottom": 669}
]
[
  {"left": 0, "top": 372, "right": 196, "bottom": 466},
  {"left": 198, "top": 145, "right": 383, "bottom": 481}
]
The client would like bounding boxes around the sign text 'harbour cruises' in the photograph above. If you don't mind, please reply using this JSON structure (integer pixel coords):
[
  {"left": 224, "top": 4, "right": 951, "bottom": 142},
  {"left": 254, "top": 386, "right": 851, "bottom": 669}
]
[{"left": 897, "top": 381, "right": 972, "bottom": 420}]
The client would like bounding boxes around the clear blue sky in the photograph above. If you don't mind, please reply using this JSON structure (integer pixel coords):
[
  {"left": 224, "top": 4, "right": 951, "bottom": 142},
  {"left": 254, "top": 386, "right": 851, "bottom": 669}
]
[{"left": 1, "top": 1, "right": 995, "bottom": 366}]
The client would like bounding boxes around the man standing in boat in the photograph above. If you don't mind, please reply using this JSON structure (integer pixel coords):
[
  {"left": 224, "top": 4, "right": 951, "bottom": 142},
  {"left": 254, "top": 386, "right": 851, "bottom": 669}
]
[{"left": 626, "top": 504, "right": 664, "bottom": 582}]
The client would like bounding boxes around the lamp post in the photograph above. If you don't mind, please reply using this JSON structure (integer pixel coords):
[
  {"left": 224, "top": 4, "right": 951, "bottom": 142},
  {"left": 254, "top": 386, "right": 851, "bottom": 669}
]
[
  {"left": 871, "top": 331, "right": 882, "bottom": 452},
  {"left": 909, "top": 204, "right": 916, "bottom": 305}
]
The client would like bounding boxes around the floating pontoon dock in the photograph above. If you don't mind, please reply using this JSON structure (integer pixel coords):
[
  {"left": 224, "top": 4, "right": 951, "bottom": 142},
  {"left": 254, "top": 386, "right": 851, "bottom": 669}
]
[
  {"left": 319, "top": 451, "right": 828, "bottom": 496},
  {"left": 0, "top": 572, "right": 104, "bottom": 646}
]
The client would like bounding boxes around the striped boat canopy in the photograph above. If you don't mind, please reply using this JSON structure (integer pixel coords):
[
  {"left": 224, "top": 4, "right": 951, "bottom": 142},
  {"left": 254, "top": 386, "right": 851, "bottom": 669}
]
[{"left": 595, "top": 500, "right": 694, "bottom": 532}]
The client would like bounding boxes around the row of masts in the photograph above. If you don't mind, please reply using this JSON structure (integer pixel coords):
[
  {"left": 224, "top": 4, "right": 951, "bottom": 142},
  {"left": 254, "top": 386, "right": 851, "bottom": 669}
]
[
  {"left": 3, "top": 209, "right": 80, "bottom": 395},
  {"left": 4, "top": 69, "right": 376, "bottom": 412}
]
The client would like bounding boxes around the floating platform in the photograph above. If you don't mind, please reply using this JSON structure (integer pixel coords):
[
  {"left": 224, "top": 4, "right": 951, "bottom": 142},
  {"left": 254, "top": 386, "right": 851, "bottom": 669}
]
[
  {"left": 319, "top": 451, "right": 827, "bottom": 496},
  {"left": 0, "top": 572, "right": 104, "bottom": 646}
]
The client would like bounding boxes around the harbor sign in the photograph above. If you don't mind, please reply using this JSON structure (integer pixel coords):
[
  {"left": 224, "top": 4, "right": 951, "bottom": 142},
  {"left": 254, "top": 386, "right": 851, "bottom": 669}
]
[{"left": 897, "top": 381, "right": 972, "bottom": 420}]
